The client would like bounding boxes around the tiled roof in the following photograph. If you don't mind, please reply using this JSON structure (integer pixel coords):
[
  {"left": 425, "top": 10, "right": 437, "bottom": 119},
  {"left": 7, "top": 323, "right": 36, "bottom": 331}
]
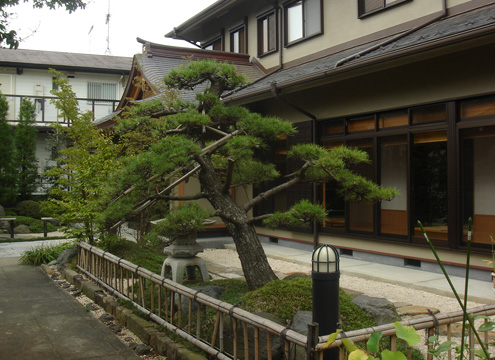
[
  {"left": 224, "top": 4, "right": 495, "bottom": 103},
  {"left": 0, "top": 48, "right": 132, "bottom": 73},
  {"left": 136, "top": 42, "right": 264, "bottom": 102}
]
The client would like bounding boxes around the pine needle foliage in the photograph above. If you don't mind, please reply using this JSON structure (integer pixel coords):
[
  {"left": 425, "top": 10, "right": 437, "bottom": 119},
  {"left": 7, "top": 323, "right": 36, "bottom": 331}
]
[
  {"left": 14, "top": 98, "right": 39, "bottom": 200},
  {"left": 0, "top": 91, "right": 16, "bottom": 205}
]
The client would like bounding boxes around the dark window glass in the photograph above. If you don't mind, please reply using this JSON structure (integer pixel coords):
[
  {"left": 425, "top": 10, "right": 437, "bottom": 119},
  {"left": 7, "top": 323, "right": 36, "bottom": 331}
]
[
  {"left": 230, "top": 26, "right": 246, "bottom": 53},
  {"left": 321, "top": 119, "right": 345, "bottom": 135},
  {"left": 378, "top": 110, "right": 408, "bottom": 129},
  {"left": 411, "top": 131, "right": 448, "bottom": 240},
  {"left": 380, "top": 135, "right": 408, "bottom": 236},
  {"left": 258, "top": 12, "right": 277, "bottom": 55},
  {"left": 348, "top": 138, "right": 374, "bottom": 233},
  {"left": 348, "top": 115, "right": 375, "bottom": 133},
  {"left": 411, "top": 104, "right": 446, "bottom": 125},
  {"left": 460, "top": 96, "right": 495, "bottom": 119},
  {"left": 204, "top": 38, "right": 222, "bottom": 51},
  {"left": 286, "top": 0, "right": 321, "bottom": 44},
  {"left": 461, "top": 126, "right": 495, "bottom": 245},
  {"left": 358, "top": 0, "right": 410, "bottom": 17}
]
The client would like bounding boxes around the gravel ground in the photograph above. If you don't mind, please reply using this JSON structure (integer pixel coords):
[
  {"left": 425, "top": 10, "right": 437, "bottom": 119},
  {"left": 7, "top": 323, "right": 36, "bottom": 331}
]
[{"left": 199, "top": 248, "right": 484, "bottom": 314}]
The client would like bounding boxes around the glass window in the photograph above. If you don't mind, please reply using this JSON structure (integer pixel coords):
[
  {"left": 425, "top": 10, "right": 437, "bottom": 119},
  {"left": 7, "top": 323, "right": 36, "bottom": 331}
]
[
  {"left": 348, "top": 115, "right": 375, "bottom": 133},
  {"left": 411, "top": 131, "right": 448, "bottom": 240},
  {"left": 321, "top": 119, "right": 345, "bottom": 135},
  {"left": 460, "top": 96, "right": 495, "bottom": 119},
  {"left": 461, "top": 126, "right": 495, "bottom": 245},
  {"left": 358, "top": 0, "right": 410, "bottom": 17},
  {"left": 348, "top": 138, "right": 375, "bottom": 233},
  {"left": 230, "top": 26, "right": 246, "bottom": 53},
  {"left": 87, "top": 82, "right": 116, "bottom": 103},
  {"left": 378, "top": 110, "right": 408, "bottom": 129},
  {"left": 258, "top": 12, "right": 277, "bottom": 56},
  {"left": 285, "top": 0, "right": 322, "bottom": 44},
  {"left": 380, "top": 136, "right": 408, "bottom": 236},
  {"left": 204, "top": 37, "right": 222, "bottom": 51},
  {"left": 411, "top": 104, "right": 446, "bottom": 125}
]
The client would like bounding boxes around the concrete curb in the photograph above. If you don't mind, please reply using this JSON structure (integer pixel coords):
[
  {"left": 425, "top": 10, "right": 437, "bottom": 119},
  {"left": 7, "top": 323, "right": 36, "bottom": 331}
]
[{"left": 46, "top": 267, "right": 207, "bottom": 360}]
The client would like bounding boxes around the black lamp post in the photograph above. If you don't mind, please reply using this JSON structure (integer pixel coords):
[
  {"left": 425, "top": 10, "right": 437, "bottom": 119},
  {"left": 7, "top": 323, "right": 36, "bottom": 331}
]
[{"left": 312, "top": 244, "right": 340, "bottom": 359}]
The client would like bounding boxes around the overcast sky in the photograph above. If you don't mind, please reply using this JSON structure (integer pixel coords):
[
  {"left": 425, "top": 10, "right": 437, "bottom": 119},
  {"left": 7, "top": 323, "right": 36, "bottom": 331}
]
[{"left": 9, "top": 0, "right": 217, "bottom": 58}]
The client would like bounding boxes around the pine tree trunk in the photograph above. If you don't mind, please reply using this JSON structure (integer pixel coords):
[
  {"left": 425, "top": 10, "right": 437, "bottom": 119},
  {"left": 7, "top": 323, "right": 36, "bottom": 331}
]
[{"left": 198, "top": 156, "right": 278, "bottom": 290}]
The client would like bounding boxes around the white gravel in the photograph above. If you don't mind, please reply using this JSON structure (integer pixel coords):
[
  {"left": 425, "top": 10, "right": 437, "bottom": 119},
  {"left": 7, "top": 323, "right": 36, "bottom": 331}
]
[{"left": 199, "top": 248, "right": 484, "bottom": 314}]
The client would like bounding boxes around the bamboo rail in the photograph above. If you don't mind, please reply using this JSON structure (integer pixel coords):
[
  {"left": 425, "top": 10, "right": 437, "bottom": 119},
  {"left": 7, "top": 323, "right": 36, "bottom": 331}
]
[{"left": 76, "top": 242, "right": 495, "bottom": 360}]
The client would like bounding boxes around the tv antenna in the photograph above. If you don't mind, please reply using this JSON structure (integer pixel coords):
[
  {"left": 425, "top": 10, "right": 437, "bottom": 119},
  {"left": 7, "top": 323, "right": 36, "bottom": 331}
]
[
  {"left": 88, "top": 25, "right": 94, "bottom": 53},
  {"left": 105, "top": 0, "right": 111, "bottom": 55}
]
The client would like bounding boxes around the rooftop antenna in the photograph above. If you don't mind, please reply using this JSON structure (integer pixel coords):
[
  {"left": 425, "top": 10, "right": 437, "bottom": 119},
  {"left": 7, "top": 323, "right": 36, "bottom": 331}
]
[
  {"left": 105, "top": 0, "right": 111, "bottom": 55},
  {"left": 88, "top": 25, "right": 94, "bottom": 53}
]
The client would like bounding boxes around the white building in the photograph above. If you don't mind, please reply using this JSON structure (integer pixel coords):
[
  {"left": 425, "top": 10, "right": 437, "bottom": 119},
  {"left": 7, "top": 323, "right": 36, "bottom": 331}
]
[{"left": 0, "top": 49, "right": 132, "bottom": 193}]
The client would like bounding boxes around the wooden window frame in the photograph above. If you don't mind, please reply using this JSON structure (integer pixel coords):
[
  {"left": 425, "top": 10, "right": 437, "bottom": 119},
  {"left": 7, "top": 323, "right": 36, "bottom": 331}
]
[
  {"left": 284, "top": 0, "right": 323, "bottom": 46},
  {"left": 202, "top": 32, "right": 224, "bottom": 51},
  {"left": 230, "top": 21, "right": 248, "bottom": 54},
  {"left": 257, "top": 10, "right": 278, "bottom": 57},
  {"left": 358, "top": 0, "right": 411, "bottom": 18}
]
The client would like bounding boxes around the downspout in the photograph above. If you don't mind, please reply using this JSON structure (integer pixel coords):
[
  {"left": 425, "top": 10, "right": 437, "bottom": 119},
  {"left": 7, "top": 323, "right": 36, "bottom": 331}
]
[
  {"left": 169, "top": 28, "right": 202, "bottom": 49},
  {"left": 334, "top": 0, "right": 447, "bottom": 68},
  {"left": 270, "top": 82, "right": 320, "bottom": 249}
]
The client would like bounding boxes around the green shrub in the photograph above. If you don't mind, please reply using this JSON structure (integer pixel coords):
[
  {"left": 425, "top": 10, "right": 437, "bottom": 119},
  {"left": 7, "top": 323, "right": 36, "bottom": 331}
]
[
  {"left": 242, "top": 278, "right": 376, "bottom": 331},
  {"left": 19, "top": 242, "right": 75, "bottom": 266},
  {"left": 242, "top": 278, "right": 313, "bottom": 321},
  {"left": 12, "top": 216, "right": 57, "bottom": 233},
  {"left": 16, "top": 200, "right": 41, "bottom": 219},
  {"left": 339, "top": 289, "right": 376, "bottom": 331},
  {"left": 28, "top": 220, "right": 57, "bottom": 233},
  {"left": 13, "top": 216, "right": 37, "bottom": 226},
  {"left": 97, "top": 236, "right": 166, "bottom": 275}
]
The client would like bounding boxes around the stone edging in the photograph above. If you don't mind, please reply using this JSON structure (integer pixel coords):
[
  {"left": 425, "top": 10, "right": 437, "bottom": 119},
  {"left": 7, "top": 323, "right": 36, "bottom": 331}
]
[{"left": 42, "top": 265, "right": 207, "bottom": 360}]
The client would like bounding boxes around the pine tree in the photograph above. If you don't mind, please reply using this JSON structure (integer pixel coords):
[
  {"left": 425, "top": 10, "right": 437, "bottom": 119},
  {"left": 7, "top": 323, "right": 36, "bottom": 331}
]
[
  {"left": 0, "top": 92, "right": 17, "bottom": 206},
  {"left": 104, "top": 60, "right": 397, "bottom": 290},
  {"left": 14, "top": 98, "right": 39, "bottom": 201}
]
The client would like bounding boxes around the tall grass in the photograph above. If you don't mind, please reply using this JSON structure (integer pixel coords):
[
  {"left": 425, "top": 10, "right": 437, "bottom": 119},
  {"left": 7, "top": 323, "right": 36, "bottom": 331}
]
[{"left": 19, "top": 242, "right": 76, "bottom": 266}]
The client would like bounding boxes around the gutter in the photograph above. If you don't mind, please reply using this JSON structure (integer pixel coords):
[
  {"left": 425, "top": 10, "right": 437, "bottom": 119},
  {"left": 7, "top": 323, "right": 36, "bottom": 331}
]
[
  {"left": 168, "top": 28, "right": 202, "bottom": 49},
  {"left": 224, "top": 20, "right": 495, "bottom": 104},
  {"left": 334, "top": 0, "right": 447, "bottom": 68}
]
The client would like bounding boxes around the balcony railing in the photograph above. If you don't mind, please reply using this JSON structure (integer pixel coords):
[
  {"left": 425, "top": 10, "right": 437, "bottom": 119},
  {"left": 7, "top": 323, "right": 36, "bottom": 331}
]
[{"left": 3, "top": 94, "right": 120, "bottom": 125}]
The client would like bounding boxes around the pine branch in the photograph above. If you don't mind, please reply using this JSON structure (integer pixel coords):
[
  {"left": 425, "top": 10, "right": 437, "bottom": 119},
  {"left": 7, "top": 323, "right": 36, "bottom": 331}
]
[
  {"left": 222, "top": 158, "right": 235, "bottom": 193},
  {"left": 243, "top": 161, "right": 311, "bottom": 211},
  {"left": 247, "top": 214, "right": 273, "bottom": 224}
]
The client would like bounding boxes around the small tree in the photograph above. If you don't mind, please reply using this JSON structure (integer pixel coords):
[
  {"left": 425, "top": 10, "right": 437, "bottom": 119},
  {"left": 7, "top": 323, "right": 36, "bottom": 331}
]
[
  {"left": 42, "top": 71, "right": 120, "bottom": 243},
  {"left": 103, "top": 60, "right": 397, "bottom": 290},
  {"left": 0, "top": 92, "right": 17, "bottom": 205},
  {"left": 14, "top": 98, "right": 39, "bottom": 201},
  {"left": 0, "top": 0, "right": 86, "bottom": 49}
]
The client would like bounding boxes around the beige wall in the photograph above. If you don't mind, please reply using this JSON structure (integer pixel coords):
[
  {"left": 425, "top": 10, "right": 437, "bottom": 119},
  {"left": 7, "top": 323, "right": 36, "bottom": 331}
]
[
  {"left": 234, "top": 0, "right": 480, "bottom": 70},
  {"left": 249, "top": 42, "right": 495, "bottom": 122}
]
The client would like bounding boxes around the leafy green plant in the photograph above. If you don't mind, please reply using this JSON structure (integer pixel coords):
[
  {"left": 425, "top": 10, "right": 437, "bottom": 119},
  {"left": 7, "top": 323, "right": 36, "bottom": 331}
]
[
  {"left": 418, "top": 219, "right": 492, "bottom": 360},
  {"left": 324, "top": 322, "right": 421, "bottom": 360},
  {"left": 9, "top": 216, "right": 57, "bottom": 233},
  {"left": 19, "top": 242, "right": 75, "bottom": 266},
  {"left": 150, "top": 203, "right": 214, "bottom": 240},
  {"left": 16, "top": 200, "right": 42, "bottom": 219},
  {"left": 14, "top": 98, "right": 38, "bottom": 201}
]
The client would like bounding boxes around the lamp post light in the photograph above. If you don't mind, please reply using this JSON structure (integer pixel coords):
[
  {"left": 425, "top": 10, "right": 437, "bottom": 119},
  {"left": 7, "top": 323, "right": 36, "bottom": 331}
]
[{"left": 312, "top": 244, "right": 340, "bottom": 359}]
